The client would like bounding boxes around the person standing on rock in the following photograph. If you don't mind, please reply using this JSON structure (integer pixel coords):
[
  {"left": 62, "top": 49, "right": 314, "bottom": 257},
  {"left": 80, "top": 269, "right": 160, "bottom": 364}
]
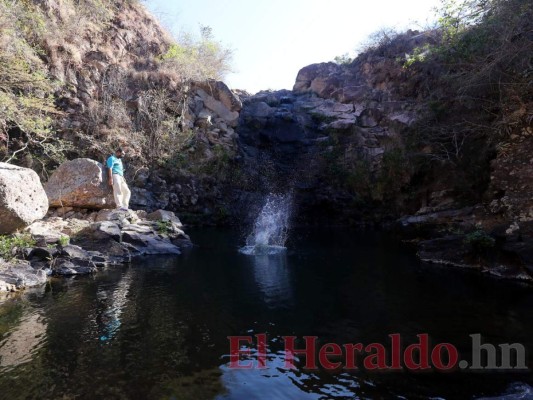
[{"left": 107, "top": 148, "right": 131, "bottom": 211}]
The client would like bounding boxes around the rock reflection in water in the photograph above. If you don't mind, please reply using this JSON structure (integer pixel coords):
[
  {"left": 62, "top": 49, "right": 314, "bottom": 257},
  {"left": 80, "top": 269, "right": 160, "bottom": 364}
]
[{"left": 0, "top": 309, "right": 46, "bottom": 368}]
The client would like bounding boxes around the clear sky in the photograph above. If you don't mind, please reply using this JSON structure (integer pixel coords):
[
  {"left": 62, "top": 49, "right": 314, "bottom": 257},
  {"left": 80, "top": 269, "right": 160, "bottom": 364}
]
[{"left": 144, "top": 0, "right": 441, "bottom": 93}]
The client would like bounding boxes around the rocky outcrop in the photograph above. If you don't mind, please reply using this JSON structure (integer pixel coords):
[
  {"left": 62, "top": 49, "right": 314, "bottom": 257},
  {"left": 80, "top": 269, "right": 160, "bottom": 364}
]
[
  {"left": 293, "top": 62, "right": 346, "bottom": 98},
  {"left": 44, "top": 158, "right": 115, "bottom": 209},
  {"left": 233, "top": 33, "right": 443, "bottom": 227},
  {"left": 191, "top": 80, "right": 243, "bottom": 128},
  {"left": 44, "top": 208, "right": 191, "bottom": 265},
  {"left": 293, "top": 31, "right": 439, "bottom": 100},
  {"left": 0, "top": 208, "right": 192, "bottom": 292},
  {"left": 235, "top": 82, "right": 419, "bottom": 224},
  {"left": 0, "top": 163, "right": 49, "bottom": 234},
  {"left": 0, "top": 259, "right": 48, "bottom": 293},
  {"left": 75, "top": 208, "right": 190, "bottom": 259},
  {"left": 233, "top": 29, "right": 532, "bottom": 282},
  {"left": 415, "top": 232, "right": 533, "bottom": 282},
  {"left": 486, "top": 126, "right": 533, "bottom": 224}
]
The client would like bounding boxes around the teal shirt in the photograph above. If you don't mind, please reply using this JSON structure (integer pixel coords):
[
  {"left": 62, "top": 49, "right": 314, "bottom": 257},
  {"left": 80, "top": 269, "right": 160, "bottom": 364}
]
[{"left": 106, "top": 155, "right": 124, "bottom": 176}]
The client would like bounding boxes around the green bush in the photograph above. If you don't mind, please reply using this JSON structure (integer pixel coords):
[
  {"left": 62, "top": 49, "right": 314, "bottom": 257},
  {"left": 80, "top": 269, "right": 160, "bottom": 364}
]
[
  {"left": 0, "top": 234, "right": 36, "bottom": 260},
  {"left": 333, "top": 53, "right": 353, "bottom": 65},
  {"left": 356, "top": 27, "right": 400, "bottom": 56},
  {"left": 464, "top": 230, "right": 496, "bottom": 251},
  {"left": 156, "top": 220, "right": 173, "bottom": 235},
  {"left": 58, "top": 235, "right": 69, "bottom": 247},
  {"left": 399, "top": 0, "right": 532, "bottom": 204}
]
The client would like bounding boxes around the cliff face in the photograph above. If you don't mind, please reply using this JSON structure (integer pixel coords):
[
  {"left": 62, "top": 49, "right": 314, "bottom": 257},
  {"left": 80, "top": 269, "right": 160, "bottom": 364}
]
[
  {"left": 1, "top": 0, "right": 242, "bottom": 223},
  {"left": 289, "top": 32, "right": 533, "bottom": 227},
  {"left": 235, "top": 26, "right": 532, "bottom": 279},
  {"left": 237, "top": 31, "right": 458, "bottom": 223},
  {"left": 49, "top": 1, "right": 242, "bottom": 219}
]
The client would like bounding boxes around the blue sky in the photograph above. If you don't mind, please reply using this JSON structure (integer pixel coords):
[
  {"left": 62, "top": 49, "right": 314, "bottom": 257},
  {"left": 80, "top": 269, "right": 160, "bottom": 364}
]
[{"left": 144, "top": 0, "right": 441, "bottom": 93}]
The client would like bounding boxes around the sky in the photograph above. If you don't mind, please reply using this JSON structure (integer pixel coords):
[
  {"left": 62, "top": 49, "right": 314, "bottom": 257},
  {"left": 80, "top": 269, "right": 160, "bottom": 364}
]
[{"left": 144, "top": 0, "right": 442, "bottom": 93}]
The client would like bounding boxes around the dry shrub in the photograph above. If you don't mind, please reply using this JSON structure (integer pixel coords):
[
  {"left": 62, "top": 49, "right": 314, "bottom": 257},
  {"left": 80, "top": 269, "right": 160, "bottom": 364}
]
[{"left": 157, "top": 25, "right": 233, "bottom": 83}]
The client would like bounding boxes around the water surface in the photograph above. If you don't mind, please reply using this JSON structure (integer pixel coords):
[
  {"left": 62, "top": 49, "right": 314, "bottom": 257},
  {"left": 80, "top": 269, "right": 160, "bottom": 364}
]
[{"left": 1, "top": 228, "right": 532, "bottom": 399}]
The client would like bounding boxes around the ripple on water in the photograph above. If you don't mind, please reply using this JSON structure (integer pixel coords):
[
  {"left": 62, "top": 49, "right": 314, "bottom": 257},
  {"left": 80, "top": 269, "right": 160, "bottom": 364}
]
[
  {"left": 239, "top": 245, "right": 287, "bottom": 256},
  {"left": 0, "top": 310, "right": 47, "bottom": 371}
]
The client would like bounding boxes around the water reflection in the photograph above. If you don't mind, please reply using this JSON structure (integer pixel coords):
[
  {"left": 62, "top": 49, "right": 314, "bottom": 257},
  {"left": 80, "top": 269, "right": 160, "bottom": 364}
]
[
  {"left": 476, "top": 383, "right": 533, "bottom": 399},
  {"left": 0, "top": 309, "right": 46, "bottom": 368},
  {"left": 0, "top": 229, "right": 532, "bottom": 399},
  {"left": 219, "top": 350, "right": 323, "bottom": 400},
  {"left": 248, "top": 252, "right": 293, "bottom": 307},
  {"left": 96, "top": 268, "right": 134, "bottom": 342}
]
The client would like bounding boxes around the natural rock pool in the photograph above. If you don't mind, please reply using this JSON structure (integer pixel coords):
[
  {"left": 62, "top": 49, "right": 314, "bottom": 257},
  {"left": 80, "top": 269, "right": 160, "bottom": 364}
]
[{"left": 1, "top": 228, "right": 532, "bottom": 399}]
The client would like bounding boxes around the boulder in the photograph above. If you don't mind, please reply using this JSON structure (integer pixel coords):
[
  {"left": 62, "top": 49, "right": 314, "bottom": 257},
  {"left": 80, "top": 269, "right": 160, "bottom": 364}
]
[
  {"left": 417, "top": 235, "right": 473, "bottom": 268},
  {"left": 293, "top": 62, "right": 343, "bottom": 96},
  {"left": 358, "top": 109, "right": 382, "bottom": 128},
  {"left": 196, "top": 89, "right": 240, "bottom": 127},
  {"left": 147, "top": 210, "right": 183, "bottom": 227},
  {"left": 91, "top": 221, "right": 122, "bottom": 241},
  {"left": 0, "top": 163, "right": 49, "bottom": 234},
  {"left": 26, "top": 218, "right": 87, "bottom": 246},
  {"left": 54, "top": 259, "right": 96, "bottom": 276},
  {"left": 71, "top": 226, "right": 135, "bottom": 262},
  {"left": 60, "top": 244, "right": 92, "bottom": 261},
  {"left": 193, "top": 80, "right": 242, "bottom": 112},
  {"left": 247, "top": 102, "right": 274, "bottom": 119},
  {"left": 0, "top": 259, "right": 48, "bottom": 292},
  {"left": 121, "top": 230, "right": 181, "bottom": 255},
  {"left": 44, "top": 158, "right": 115, "bottom": 209},
  {"left": 27, "top": 247, "right": 57, "bottom": 261},
  {"left": 71, "top": 208, "right": 189, "bottom": 262},
  {"left": 95, "top": 209, "right": 141, "bottom": 226}
]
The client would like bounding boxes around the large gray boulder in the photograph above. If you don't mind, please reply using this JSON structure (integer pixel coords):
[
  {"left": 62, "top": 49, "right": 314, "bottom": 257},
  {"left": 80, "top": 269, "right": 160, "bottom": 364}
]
[
  {"left": 193, "top": 80, "right": 242, "bottom": 112},
  {"left": 193, "top": 81, "right": 242, "bottom": 128},
  {"left": 0, "top": 259, "right": 48, "bottom": 292},
  {"left": 44, "top": 158, "right": 115, "bottom": 209},
  {"left": 293, "top": 62, "right": 343, "bottom": 97},
  {"left": 0, "top": 163, "right": 49, "bottom": 234}
]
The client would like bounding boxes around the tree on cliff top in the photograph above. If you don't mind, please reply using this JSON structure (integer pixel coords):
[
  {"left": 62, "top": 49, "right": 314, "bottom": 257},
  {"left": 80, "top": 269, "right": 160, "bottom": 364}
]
[{"left": 158, "top": 24, "right": 233, "bottom": 82}]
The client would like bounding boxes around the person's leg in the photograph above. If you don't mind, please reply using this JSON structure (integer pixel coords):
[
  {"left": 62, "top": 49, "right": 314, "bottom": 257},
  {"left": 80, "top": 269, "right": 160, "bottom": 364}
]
[
  {"left": 121, "top": 177, "right": 131, "bottom": 209},
  {"left": 112, "top": 174, "right": 124, "bottom": 208}
]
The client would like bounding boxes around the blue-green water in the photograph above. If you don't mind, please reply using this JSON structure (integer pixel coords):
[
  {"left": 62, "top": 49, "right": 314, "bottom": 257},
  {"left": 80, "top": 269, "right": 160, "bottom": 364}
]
[{"left": 0, "top": 228, "right": 532, "bottom": 399}]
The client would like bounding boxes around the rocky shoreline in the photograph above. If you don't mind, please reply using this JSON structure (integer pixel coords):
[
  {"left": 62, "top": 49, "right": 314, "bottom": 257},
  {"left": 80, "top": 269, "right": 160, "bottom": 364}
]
[
  {"left": 0, "top": 208, "right": 191, "bottom": 293},
  {"left": 397, "top": 207, "right": 533, "bottom": 283}
]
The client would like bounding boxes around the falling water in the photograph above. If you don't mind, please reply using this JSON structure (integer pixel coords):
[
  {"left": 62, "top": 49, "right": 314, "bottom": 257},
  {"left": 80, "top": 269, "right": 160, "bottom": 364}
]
[{"left": 240, "top": 193, "right": 292, "bottom": 255}]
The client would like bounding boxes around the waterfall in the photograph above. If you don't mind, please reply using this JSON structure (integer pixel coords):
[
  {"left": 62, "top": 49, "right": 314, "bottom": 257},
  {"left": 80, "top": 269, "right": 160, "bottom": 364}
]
[{"left": 240, "top": 193, "right": 292, "bottom": 255}]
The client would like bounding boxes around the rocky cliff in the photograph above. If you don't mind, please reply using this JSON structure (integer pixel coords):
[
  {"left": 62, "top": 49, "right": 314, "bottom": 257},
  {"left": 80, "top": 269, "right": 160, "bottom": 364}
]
[
  {"left": 1, "top": 0, "right": 531, "bottom": 281},
  {"left": 1, "top": 0, "right": 242, "bottom": 224},
  {"left": 234, "top": 21, "right": 532, "bottom": 279},
  {"left": 236, "top": 31, "right": 467, "bottom": 223}
]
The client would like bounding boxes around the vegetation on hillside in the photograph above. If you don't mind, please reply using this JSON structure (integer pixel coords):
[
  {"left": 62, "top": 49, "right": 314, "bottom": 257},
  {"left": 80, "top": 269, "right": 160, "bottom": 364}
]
[
  {"left": 159, "top": 25, "right": 233, "bottom": 82},
  {"left": 0, "top": 0, "right": 233, "bottom": 181},
  {"left": 0, "top": 0, "right": 64, "bottom": 172},
  {"left": 331, "top": 0, "right": 531, "bottom": 208},
  {"left": 405, "top": 0, "right": 532, "bottom": 202}
]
